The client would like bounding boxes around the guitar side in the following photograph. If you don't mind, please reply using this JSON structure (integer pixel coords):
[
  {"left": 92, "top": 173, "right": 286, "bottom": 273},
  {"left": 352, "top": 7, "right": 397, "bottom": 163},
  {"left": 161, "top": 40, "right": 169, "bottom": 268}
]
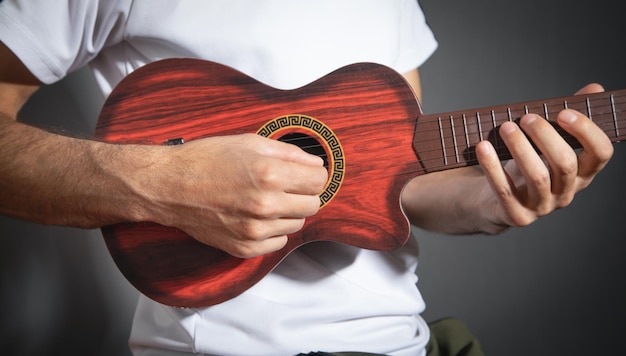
[{"left": 95, "top": 59, "right": 424, "bottom": 307}]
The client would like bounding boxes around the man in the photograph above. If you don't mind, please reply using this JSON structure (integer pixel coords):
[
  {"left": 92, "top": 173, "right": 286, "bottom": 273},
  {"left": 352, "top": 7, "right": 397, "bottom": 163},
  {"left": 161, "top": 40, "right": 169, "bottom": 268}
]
[{"left": 0, "top": 1, "right": 613, "bottom": 355}]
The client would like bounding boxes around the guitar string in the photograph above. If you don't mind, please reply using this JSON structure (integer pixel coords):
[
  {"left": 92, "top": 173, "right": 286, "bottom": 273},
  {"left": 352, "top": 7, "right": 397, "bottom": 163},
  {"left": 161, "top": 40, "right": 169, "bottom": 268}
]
[
  {"left": 280, "top": 94, "right": 626, "bottom": 153},
  {"left": 281, "top": 115, "right": 626, "bottom": 177},
  {"left": 323, "top": 127, "right": 625, "bottom": 185},
  {"left": 279, "top": 94, "right": 625, "bottom": 178},
  {"left": 279, "top": 92, "right": 626, "bottom": 153}
]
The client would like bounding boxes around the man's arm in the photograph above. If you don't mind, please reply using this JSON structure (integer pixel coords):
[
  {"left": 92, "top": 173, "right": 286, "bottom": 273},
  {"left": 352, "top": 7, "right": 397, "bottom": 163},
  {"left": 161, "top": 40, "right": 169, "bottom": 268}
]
[{"left": 0, "top": 41, "right": 328, "bottom": 258}]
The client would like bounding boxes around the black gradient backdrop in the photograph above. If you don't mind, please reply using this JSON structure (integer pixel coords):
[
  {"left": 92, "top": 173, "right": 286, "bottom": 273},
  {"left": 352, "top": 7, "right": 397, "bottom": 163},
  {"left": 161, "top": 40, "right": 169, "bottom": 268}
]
[{"left": 1, "top": 1, "right": 625, "bottom": 355}]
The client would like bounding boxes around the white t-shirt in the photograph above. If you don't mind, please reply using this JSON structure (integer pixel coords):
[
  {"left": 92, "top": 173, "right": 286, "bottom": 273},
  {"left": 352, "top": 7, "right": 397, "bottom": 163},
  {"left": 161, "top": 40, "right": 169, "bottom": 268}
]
[{"left": 0, "top": 1, "right": 438, "bottom": 355}]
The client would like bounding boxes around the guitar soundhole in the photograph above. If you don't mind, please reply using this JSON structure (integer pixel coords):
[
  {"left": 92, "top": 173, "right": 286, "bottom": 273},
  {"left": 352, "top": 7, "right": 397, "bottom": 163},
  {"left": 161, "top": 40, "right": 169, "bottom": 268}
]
[
  {"left": 257, "top": 114, "right": 345, "bottom": 207},
  {"left": 278, "top": 132, "right": 329, "bottom": 169}
]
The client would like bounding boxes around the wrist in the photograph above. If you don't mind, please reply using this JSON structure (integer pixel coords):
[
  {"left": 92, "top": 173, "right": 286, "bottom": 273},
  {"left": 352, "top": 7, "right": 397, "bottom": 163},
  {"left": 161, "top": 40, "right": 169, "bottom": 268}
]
[
  {"left": 404, "top": 167, "right": 509, "bottom": 235},
  {"left": 90, "top": 141, "right": 171, "bottom": 225},
  {"left": 468, "top": 175, "right": 514, "bottom": 235}
]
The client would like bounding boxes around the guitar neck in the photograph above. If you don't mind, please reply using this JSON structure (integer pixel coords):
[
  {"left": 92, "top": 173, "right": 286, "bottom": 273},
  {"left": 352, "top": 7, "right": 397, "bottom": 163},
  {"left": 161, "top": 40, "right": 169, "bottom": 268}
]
[{"left": 413, "top": 89, "right": 626, "bottom": 173}]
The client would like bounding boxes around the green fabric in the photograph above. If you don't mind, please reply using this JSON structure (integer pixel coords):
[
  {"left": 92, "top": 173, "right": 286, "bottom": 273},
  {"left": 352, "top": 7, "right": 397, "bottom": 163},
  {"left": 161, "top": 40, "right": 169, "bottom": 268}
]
[
  {"left": 426, "top": 318, "right": 485, "bottom": 356},
  {"left": 297, "top": 318, "right": 484, "bottom": 356}
]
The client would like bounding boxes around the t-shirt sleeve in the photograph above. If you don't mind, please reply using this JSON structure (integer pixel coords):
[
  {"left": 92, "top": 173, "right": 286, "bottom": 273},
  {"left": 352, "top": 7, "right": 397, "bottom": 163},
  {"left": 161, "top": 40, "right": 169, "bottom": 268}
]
[
  {"left": 396, "top": 0, "right": 438, "bottom": 74},
  {"left": 0, "top": 0, "right": 131, "bottom": 84}
]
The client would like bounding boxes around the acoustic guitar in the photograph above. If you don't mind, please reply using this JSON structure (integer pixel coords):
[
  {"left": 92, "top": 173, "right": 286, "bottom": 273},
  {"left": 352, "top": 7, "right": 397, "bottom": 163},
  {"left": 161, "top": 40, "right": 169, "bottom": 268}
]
[{"left": 95, "top": 58, "right": 625, "bottom": 308}]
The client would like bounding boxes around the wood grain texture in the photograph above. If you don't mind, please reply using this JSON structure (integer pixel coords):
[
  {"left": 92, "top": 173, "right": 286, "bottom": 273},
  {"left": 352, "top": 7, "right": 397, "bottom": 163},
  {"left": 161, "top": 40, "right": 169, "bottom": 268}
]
[
  {"left": 95, "top": 59, "right": 423, "bottom": 307},
  {"left": 95, "top": 58, "right": 626, "bottom": 307}
]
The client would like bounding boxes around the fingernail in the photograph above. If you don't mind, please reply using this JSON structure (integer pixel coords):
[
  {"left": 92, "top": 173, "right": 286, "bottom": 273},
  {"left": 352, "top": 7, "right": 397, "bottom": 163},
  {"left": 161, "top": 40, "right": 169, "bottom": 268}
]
[
  {"left": 522, "top": 114, "right": 537, "bottom": 123},
  {"left": 500, "top": 121, "right": 516, "bottom": 134},
  {"left": 560, "top": 110, "right": 578, "bottom": 124},
  {"left": 520, "top": 114, "right": 538, "bottom": 127},
  {"left": 477, "top": 141, "right": 492, "bottom": 155}
]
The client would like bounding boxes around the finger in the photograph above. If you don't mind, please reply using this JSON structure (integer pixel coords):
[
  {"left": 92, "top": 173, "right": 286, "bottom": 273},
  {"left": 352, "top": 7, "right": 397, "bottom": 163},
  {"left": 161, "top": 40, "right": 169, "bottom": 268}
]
[
  {"left": 245, "top": 153, "right": 327, "bottom": 197},
  {"left": 475, "top": 140, "right": 520, "bottom": 214},
  {"left": 250, "top": 234, "right": 289, "bottom": 257},
  {"left": 273, "top": 217, "right": 308, "bottom": 236},
  {"left": 518, "top": 113, "right": 577, "bottom": 200},
  {"left": 228, "top": 234, "right": 290, "bottom": 258},
  {"left": 574, "top": 83, "right": 604, "bottom": 95},
  {"left": 234, "top": 218, "right": 304, "bottom": 257},
  {"left": 256, "top": 134, "right": 325, "bottom": 167},
  {"left": 556, "top": 109, "right": 613, "bottom": 181},
  {"left": 240, "top": 188, "right": 321, "bottom": 220},
  {"left": 250, "top": 136, "right": 328, "bottom": 195},
  {"left": 499, "top": 120, "right": 552, "bottom": 209},
  {"left": 275, "top": 192, "right": 322, "bottom": 218},
  {"left": 282, "top": 160, "right": 328, "bottom": 195}
]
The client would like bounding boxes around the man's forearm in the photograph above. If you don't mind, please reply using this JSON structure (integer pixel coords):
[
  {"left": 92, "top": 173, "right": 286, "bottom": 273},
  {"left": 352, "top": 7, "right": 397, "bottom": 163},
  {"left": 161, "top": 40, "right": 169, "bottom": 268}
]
[
  {"left": 401, "top": 166, "right": 507, "bottom": 235},
  {"left": 0, "top": 115, "right": 152, "bottom": 228}
]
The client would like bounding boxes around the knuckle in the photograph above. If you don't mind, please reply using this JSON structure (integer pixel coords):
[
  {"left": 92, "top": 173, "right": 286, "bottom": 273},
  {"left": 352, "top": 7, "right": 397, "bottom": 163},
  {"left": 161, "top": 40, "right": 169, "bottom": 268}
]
[
  {"left": 227, "top": 226, "right": 267, "bottom": 258},
  {"left": 555, "top": 194, "right": 575, "bottom": 209},
  {"left": 596, "top": 144, "right": 614, "bottom": 163},
  {"left": 529, "top": 170, "right": 551, "bottom": 190},
  {"left": 228, "top": 235, "right": 288, "bottom": 258},
  {"left": 252, "top": 161, "right": 280, "bottom": 188},
  {"left": 576, "top": 177, "right": 593, "bottom": 191},
  {"left": 509, "top": 213, "right": 535, "bottom": 228},
  {"left": 228, "top": 242, "right": 257, "bottom": 259},
  {"left": 534, "top": 203, "right": 553, "bottom": 217},
  {"left": 315, "top": 168, "right": 329, "bottom": 190},
  {"left": 493, "top": 185, "right": 514, "bottom": 200},
  {"left": 245, "top": 193, "right": 279, "bottom": 218},
  {"left": 301, "top": 196, "right": 322, "bottom": 217},
  {"left": 312, "top": 197, "right": 323, "bottom": 213},
  {"left": 238, "top": 219, "right": 267, "bottom": 241},
  {"left": 554, "top": 153, "right": 578, "bottom": 177},
  {"left": 240, "top": 132, "right": 262, "bottom": 145}
]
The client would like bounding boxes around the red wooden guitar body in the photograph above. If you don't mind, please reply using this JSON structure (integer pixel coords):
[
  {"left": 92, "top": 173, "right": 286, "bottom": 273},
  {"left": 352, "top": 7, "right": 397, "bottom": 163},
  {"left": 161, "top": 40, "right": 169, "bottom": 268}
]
[{"left": 95, "top": 59, "right": 423, "bottom": 307}]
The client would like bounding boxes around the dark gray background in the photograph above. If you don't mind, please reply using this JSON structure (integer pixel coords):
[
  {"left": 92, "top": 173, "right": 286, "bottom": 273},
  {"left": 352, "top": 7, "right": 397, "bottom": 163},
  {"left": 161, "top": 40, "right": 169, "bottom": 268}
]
[{"left": 1, "top": 0, "right": 625, "bottom": 355}]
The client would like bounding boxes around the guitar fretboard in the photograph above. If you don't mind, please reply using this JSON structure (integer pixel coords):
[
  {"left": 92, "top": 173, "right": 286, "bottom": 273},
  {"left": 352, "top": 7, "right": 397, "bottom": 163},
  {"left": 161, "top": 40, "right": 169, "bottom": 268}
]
[{"left": 414, "top": 89, "right": 626, "bottom": 173}]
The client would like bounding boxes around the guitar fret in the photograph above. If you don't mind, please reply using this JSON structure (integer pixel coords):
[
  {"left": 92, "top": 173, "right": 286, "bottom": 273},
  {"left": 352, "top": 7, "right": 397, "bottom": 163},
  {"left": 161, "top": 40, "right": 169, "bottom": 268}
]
[
  {"left": 438, "top": 117, "right": 448, "bottom": 166},
  {"left": 450, "top": 115, "right": 459, "bottom": 163},
  {"left": 414, "top": 88, "right": 626, "bottom": 174},
  {"left": 462, "top": 113, "right": 470, "bottom": 149},
  {"left": 476, "top": 112, "right": 484, "bottom": 141},
  {"left": 611, "top": 94, "right": 620, "bottom": 137},
  {"left": 490, "top": 110, "right": 497, "bottom": 147}
]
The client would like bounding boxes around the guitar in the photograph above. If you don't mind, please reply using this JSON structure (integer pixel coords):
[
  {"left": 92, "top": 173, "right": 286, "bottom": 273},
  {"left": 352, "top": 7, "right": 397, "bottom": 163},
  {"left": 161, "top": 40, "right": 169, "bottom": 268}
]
[{"left": 95, "top": 58, "right": 625, "bottom": 308}]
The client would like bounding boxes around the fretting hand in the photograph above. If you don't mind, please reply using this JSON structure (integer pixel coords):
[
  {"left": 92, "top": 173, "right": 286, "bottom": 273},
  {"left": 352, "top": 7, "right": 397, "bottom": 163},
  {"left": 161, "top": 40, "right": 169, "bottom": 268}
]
[
  {"left": 473, "top": 83, "right": 613, "bottom": 232},
  {"left": 402, "top": 83, "right": 614, "bottom": 234}
]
